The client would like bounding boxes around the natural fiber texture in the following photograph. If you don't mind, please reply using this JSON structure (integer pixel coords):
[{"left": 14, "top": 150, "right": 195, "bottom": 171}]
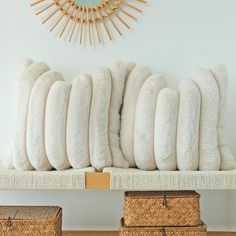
[
  {"left": 0, "top": 206, "right": 61, "bottom": 236},
  {"left": 120, "top": 219, "right": 207, "bottom": 236},
  {"left": 0, "top": 167, "right": 95, "bottom": 190},
  {"left": 124, "top": 191, "right": 200, "bottom": 227},
  {"left": 103, "top": 167, "right": 236, "bottom": 190}
]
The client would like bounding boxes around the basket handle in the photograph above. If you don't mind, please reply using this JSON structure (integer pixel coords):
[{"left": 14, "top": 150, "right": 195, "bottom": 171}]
[
  {"left": 4, "top": 217, "right": 14, "bottom": 231},
  {"left": 161, "top": 227, "right": 167, "bottom": 236},
  {"left": 4, "top": 210, "right": 18, "bottom": 231},
  {"left": 162, "top": 195, "right": 168, "bottom": 208}
]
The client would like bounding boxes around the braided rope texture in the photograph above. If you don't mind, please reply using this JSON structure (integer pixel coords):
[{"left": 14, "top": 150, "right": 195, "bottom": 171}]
[
  {"left": 0, "top": 168, "right": 96, "bottom": 190},
  {"left": 103, "top": 167, "right": 236, "bottom": 190}
]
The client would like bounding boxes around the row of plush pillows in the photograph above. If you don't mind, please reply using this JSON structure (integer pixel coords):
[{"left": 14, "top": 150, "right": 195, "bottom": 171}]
[{"left": 1, "top": 59, "right": 236, "bottom": 171}]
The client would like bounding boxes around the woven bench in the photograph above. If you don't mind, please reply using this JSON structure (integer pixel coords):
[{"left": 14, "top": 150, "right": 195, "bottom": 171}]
[{"left": 0, "top": 168, "right": 236, "bottom": 190}]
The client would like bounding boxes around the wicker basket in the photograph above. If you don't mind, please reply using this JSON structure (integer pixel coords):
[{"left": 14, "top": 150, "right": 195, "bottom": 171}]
[
  {"left": 120, "top": 218, "right": 207, "bottom": 236},
  {"left": 124, "top": 191, "right": 201, "bottom": 227},
  {"left": 0, "top": 206, "right": 62, "bottom": 236}
]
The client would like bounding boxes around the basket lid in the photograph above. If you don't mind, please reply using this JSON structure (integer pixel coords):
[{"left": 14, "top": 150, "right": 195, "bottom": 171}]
[
  {"left": 125, "top": 191, "right": 200, "bottom": 199},
  {"left": 0, "top": 206, "right": 61, "bottom": 220}
]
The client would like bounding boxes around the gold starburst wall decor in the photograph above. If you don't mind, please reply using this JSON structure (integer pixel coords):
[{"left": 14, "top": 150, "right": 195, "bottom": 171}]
[{"left": 31, "top": 0, "right": 147, "bottom": 46}]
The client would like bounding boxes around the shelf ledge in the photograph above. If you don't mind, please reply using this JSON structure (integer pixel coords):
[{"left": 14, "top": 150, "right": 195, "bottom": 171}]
[
  {"left": 0, "top": 167, "right": 236, "bottom": 190},
  {"left": 0, "top": 168, "right": 95, "bottom": 190},
  {"left": 104, "top": 168, "right": 236, "bottom": 190}
]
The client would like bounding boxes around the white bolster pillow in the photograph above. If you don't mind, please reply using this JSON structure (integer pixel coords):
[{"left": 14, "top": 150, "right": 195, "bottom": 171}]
[
  {"left": 120, "top": 65, "right": 152, "bottom": 167},
  {"left": 210, "top": 65, "right": 236, "bottom": 170},
  {"left": 125, "top": 62, "right": 136, "bottom": 78},
  {"left": 108, "top": 62, "right": 129, "bottom": 168},
  {"left": 2, "top": 59, "right": 34, "bottom": 169},
  {"left": 67, "top": 74, "right": 92, "bottom": 169},
  {"left": 90, "top": 68, "right": 112, "bottom": 171},
  {"left": 154, "top": 88, "right": 179, "bottom": 171},
  {"left": 18, "top": 59, "right": 34, "bottom": 75},
  {"left": 177, "top": 80, "right": 201, "bottom": 171},
  {"left": 193, "top": 69, "right": 221, "bottom": 171},
  {"left": 1, "top": 142, "right": 15, "bottom": 169},
  {"left": 27, "top": 71, "right": 64, "bottom": 170},
  {"left": 13, "top": 61, "right": 49, "bottom": 170},
  {"left": 45, "top": 81, "right": 71, "bottom": 170},
  {"left": 134, "top": 74, "right": 167, "bottom": 170}
]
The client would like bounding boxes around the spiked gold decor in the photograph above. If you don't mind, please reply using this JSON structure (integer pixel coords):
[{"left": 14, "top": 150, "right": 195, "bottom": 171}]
[{"left": 30, "top": 0, "right": 147, "bottom": 46}]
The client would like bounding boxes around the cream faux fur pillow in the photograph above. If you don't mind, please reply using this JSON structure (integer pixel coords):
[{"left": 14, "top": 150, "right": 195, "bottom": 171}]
[
  {"left": 67, "top": 74, "right": 92, "bottom": 169},
  {"left": 13, "top": 61, "right": 49, "bottom": 171},
  {"left": 27, "top": 71, "right": 64, "bottom": 170},
  {"left": 134, "top": 74, "right": 166, "bottom": 170},
  {"left": 120, "top": 65, "right": 152, "bottom": 167},
  {"left": 177, "top": 80, "right": 201, "bottom": 171},
  {"left": 45, "top": 81, "right": 71, "bottom": 170},
  {"left": 210, "top": 65, "right": 236, "bottom": 170},
  {"left": 108, "top": 62, "right": 129, "bottom": 168},
  {"left": 154, "top": 88, "right": 179, "bottom": 171},
  {"left": 193, "top": 69, "right": 221, "bottom": 171},
  {"left": 1, "top": 59, "right": 34, "bottom": 169},
  {"left": 89, "top": 68, "right": 112, "bottom": 171},
  {"left": 125, "top": 62, "right": 136, "bottom": 78},
  {"left": 1, "top": 142, "right": 14, "bottom": 169}
]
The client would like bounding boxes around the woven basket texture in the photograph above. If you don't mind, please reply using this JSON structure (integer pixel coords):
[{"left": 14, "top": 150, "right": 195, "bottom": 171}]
[
  {"left": 0, "top": 206, "right": 62, "bottom": 236},
  {"left": 120, "top": 218, "right": 207, "bottom": 236},
  {"left": 124, "top": 191, "right": 201, "bottom": 227}
]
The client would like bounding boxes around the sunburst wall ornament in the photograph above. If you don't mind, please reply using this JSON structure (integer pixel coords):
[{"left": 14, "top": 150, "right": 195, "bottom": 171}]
[{"left": 31, "top": 0, "right": 147, "bottom": 46}]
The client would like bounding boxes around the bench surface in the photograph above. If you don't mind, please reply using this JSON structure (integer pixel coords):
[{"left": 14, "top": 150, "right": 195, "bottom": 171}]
[{"left": 0, "top": 168, "right": 235, "bottom": 190}]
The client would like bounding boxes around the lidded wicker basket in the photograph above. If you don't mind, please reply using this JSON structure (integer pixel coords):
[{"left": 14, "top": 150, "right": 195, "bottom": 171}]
[
  {"left": 120, "top": 218, "right": 207, "bottom": 236},
  {"left": 0, "top": 206, "right": 62, "bottom": 236},
  {"left": 124, "top": 191, "right": 201, "bottom": 227}
]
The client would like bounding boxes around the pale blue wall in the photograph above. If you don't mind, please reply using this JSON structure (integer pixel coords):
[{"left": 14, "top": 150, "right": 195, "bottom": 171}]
[{"left": 75, "top": 0, "right": 102, "bottom": 7}]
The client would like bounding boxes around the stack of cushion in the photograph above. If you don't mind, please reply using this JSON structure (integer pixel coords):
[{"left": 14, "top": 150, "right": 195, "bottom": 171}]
[{"left": 1, "top": 59, "right": 235, "bottom": 171}]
